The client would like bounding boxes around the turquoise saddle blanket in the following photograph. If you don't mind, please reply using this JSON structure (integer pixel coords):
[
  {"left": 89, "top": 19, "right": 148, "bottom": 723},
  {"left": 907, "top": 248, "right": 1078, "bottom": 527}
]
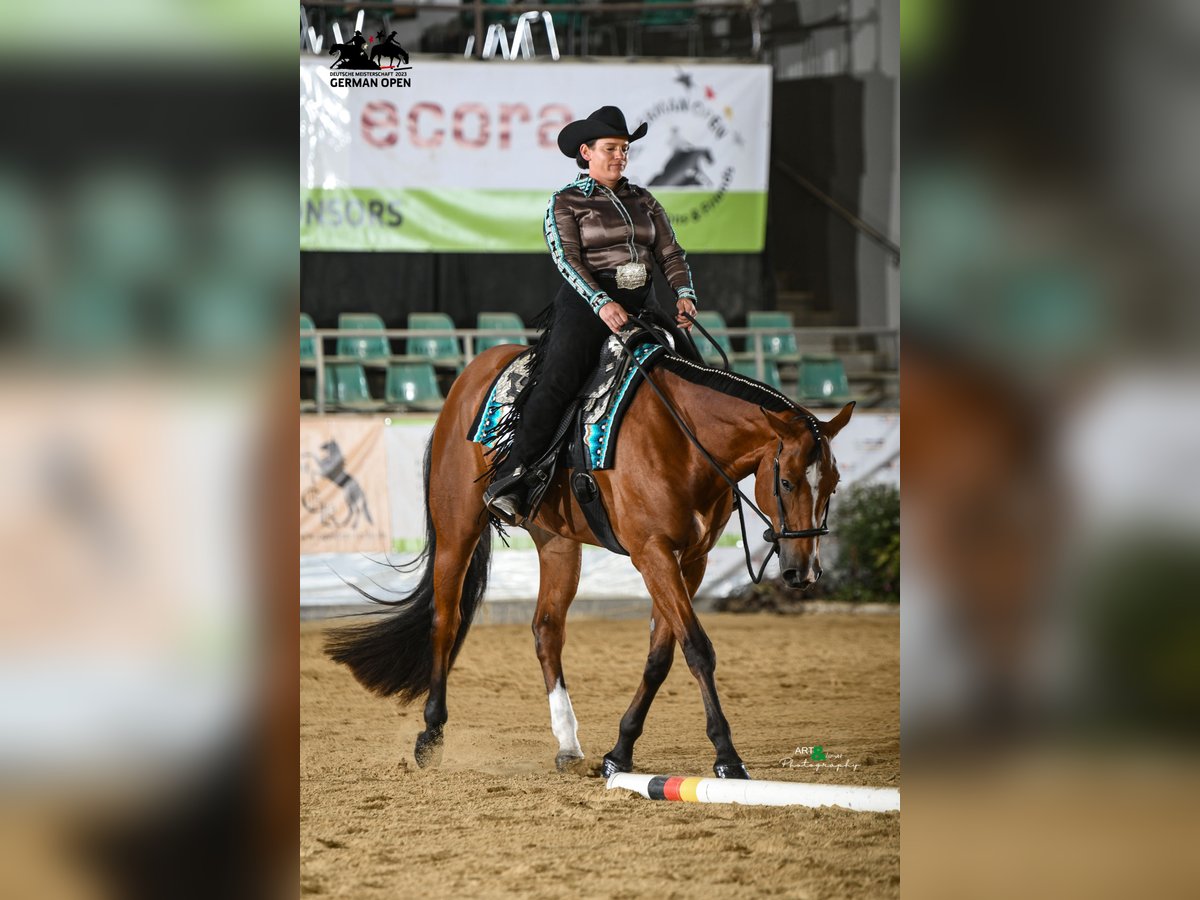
[{"left": 467, "top": 330, "right": 671, "bottom": 471}]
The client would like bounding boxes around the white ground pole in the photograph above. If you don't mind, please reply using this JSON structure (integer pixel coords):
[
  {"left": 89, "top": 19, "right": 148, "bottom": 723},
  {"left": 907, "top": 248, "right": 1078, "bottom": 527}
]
[{"left": 607, "top": 773, "right": 900, "bottom": 812}]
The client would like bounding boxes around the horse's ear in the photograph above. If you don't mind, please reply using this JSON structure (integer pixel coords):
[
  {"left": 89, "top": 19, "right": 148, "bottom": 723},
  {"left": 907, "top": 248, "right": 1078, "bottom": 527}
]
[
  {"left": 822, "top": 401, "right": 856, "bottom": 440},
  {"left": 760, "top": 407, "right": 795, "bottom": 438}
]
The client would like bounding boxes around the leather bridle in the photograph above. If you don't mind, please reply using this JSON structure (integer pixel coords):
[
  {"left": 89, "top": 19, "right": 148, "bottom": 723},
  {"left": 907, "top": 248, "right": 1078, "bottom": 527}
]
[
  {"left": 764, "top": 413, "right": 831, "bottom": 543},
  {"left": 614, "top": 317, "right": 834, "bottom": 584}
]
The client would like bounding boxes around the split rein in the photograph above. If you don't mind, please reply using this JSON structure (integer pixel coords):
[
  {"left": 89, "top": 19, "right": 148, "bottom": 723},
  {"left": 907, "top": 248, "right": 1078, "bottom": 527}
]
[{"left": 614, "top": 313, "right": 830, "bottom": 584}]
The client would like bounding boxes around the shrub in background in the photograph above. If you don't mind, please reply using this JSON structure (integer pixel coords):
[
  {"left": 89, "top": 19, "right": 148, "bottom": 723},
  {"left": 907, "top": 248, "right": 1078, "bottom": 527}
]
[
  {"left": 716, "top": 481, "right": 900, "bottom": 611},
  {"left": 826, "top": 482, "right": 900, "bottom": 603}
]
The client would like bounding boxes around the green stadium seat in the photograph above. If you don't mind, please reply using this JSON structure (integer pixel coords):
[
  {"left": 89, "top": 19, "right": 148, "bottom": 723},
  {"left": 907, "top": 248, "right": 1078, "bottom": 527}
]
[
  {"left": 629, "top": 0, "right": 701, "bottom": 57},
  {"left": 797, "top": 355, "right": 853, "bottom": 406},
  {"left": 406, "top": 312, "right": 463, "bottom": 368},
  {"left": 475, "top": 312, "right": 529, "bottom": 353},
  {"left": 542, "top": 0, "right": 580, "bottom": 31},
  {"left": 300, "top": 313, "right": 317, "bottom": 364},
  {"left": 325, "top": 362, "right": 387, "bottom": 412},
  {"left": 733, "top": 359, "right": 784, "bottom": 393},
  {"left": 482, "top": 0, "right": 509, "bottom": 26},
  {"left": 336, "top": 312, "right": 392, "bottom": 367},
  {"left": 642, "top": 0, "right": 692, "bottom": 26},
  {"left": 386, "top": 362, "right": 445, "bottom": 412},
  {"left": 746, "top": 311, "right": 801, "bottom": 364},
  {"left": 301, "top": 313, "right": 318, "bottom": 412},
  {"left": 693, "top": 311, "right": 734, "bottom": 364}
]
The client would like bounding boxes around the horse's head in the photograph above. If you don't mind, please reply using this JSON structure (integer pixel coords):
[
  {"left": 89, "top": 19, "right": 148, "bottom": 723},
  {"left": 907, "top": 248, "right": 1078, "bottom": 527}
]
[{"left": 755, "top": 402, "right": 856, "bottom": 589}]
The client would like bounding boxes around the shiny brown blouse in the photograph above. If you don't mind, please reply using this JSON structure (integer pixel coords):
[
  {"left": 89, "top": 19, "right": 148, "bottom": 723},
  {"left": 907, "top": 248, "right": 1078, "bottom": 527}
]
[{"left": 544, "top": 174, "right": 698, "bottom": 314}]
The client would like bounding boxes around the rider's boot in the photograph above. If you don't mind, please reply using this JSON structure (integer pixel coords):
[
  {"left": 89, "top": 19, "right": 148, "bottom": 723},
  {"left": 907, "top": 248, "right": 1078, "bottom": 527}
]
[{"left": 482, "top": 464, "right": 531, "bottom": 525}]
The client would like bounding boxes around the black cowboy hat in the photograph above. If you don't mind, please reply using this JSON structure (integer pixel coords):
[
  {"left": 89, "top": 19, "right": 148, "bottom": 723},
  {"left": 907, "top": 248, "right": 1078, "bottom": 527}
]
[{"left": 556, "top": 106, "right": 648, "bottom": 158}]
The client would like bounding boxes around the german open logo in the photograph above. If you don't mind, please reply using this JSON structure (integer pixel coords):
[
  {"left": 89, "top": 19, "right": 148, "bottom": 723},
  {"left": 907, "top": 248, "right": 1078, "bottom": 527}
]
[{"left": 328, "top": 28, "right": 412, "bottom": 88}]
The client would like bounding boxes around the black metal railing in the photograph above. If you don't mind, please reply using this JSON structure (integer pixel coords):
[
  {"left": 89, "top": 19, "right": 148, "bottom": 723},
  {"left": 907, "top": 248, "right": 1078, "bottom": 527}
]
[
  {"left": 301, "top": 324, "right": 898, "bottom": 414},
  {"left": 301, "top": 1, "right": 767, "bottom": 60}
]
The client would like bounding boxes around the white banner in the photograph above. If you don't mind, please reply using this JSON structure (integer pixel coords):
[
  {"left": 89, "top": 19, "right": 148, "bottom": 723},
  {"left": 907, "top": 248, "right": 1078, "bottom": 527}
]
[
  {"left": 300, "top": 60, "right": 772, "bottom": 251},
  {"left": 301, "top": 60, "right": 772, "bottom": 191}
]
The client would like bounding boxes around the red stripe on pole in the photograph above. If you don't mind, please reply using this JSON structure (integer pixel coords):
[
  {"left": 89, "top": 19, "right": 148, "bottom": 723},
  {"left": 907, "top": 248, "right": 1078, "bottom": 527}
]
[{"left": 664, "top": 777, "right": 684, "bottom": 801}]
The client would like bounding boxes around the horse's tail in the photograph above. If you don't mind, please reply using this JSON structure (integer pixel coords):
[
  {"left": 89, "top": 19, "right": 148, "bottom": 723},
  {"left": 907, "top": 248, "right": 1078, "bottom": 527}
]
[{"left": 324, "top": 437, "right": 492, "bottom": 702}]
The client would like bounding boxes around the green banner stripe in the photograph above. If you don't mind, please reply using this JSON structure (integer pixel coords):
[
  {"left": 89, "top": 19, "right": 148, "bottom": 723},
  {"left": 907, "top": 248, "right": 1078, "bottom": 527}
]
[{"left": 301, "top": 188, "right": 765, "bottom": 253}]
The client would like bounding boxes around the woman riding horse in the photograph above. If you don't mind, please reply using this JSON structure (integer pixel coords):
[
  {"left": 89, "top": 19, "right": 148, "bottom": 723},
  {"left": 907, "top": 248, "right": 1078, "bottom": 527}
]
[
  {"left": 326, "top": 105, "right": 859, "bottom": 781},
  {"left": 483, "top": 106, "right": 704, "bottom": 524}
]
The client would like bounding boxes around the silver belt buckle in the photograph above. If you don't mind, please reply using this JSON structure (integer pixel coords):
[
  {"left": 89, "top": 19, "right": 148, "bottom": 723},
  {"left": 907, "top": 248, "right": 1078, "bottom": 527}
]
[{"left": 615, "top": 262, "right": 648, "bottom": 290}]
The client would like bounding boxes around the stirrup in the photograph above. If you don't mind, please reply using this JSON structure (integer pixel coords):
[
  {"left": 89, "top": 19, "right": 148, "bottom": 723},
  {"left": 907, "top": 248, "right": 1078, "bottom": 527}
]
[
  {"left": 483, "top": 466, "right": 529, "bottom": 524},
  {"left": 485, "top": 491, "right": 526, "bottom": 525}
]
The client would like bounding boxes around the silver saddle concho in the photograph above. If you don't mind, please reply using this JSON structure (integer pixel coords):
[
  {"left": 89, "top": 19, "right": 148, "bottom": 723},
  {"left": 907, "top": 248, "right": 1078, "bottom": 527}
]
[{"left": 615, "top": 261, "right": 648, "bottom": 290}]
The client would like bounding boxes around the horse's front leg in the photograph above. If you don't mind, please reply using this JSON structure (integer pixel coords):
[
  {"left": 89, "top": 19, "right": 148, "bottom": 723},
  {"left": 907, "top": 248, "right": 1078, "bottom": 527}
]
[
  {"left": 627, "top": 544, "right": 748, "bottom": 779},
  {"left": 601, "top": 553, "right": 744, "bottom": 777},
  {"left": 530, "top": 528, "right": 587, "bottom": 773}
]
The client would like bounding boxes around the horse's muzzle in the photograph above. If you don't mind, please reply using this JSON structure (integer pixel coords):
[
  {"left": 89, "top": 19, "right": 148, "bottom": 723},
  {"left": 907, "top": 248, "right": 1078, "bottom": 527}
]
[{"left": 782, "top": 562, "right": 821, "bottom": 590}]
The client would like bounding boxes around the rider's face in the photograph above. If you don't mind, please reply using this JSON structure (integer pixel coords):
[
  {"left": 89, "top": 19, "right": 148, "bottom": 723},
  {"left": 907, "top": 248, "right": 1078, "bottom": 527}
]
[{"left": 583, "top": 137, "right": 629, "bottom": 187}]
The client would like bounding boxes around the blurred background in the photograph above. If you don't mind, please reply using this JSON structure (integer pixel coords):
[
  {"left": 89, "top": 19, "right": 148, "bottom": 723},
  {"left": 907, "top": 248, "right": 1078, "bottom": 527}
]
[
  {"left": 4, "top": 0, "right": 1198, "bottom": 894},
  {"left": 0, "top": 4, "right": 297, "bottom": 898},
  {"left": 902, "top": 0, "right": 1200, "bottom": 895}
]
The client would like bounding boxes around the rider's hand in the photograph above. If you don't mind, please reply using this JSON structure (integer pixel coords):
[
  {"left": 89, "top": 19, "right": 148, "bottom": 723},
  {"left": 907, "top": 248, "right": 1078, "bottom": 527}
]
[
  {"left": 676, "top": 297, "right": 697, "bottom": 330},
  {"left": 599, "top": 302, "right": 629, "bottom": 334}
]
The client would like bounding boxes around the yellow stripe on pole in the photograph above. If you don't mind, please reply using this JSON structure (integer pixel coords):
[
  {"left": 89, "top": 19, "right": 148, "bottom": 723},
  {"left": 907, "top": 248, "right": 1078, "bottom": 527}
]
[{"left": 680, "top": 777, "right": 702, "bottom": 802}]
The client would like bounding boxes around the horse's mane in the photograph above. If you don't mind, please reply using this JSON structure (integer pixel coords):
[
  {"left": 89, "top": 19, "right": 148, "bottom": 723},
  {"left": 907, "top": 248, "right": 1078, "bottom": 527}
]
[{"left": 656, "top": 355, "right": 797, "bottom": 414}]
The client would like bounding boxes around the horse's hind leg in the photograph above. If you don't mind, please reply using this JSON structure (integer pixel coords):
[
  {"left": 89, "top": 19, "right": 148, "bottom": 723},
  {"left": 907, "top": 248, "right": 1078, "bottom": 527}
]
[
  {"left": 529, "top": 527, "right": 587, "bottom": 773},
  {"left": 415, "top": 436, "right": 490, "bottom": 768},
  {"left": 600, "top": 609, "right": 675, "bottom": 777}
]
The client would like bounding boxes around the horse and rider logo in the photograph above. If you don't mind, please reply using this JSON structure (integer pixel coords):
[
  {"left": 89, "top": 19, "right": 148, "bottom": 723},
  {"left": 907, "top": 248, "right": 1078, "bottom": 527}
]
[
  {"left": 329, "top": 29, "right": 410, "bottom": 71},
  {"left": 302, "top": 439, "right": 374, "bottom": 529},
  {"left": 636, "top": 73, "right": 746, "bottom": 222},
  {"left": 650, "top": 127, "right": 716, "bottom": 187}
]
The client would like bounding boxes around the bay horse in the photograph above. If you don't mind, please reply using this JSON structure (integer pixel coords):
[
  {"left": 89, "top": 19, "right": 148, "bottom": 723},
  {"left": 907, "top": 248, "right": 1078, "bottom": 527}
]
[{"left": 326, "top": 343, "right": 854, "bottom": 778}]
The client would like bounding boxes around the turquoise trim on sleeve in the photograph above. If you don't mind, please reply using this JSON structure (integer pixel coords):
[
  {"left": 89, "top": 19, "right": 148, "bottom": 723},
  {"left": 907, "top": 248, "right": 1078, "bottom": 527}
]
[{"left": 544, "top": 181, "right": 610, "bottom": 314}]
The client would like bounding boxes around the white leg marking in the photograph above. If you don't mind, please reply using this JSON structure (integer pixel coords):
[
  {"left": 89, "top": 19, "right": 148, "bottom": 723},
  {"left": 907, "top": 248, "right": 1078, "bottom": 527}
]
[{"left": 548, "top": 680, "right": 583, "bottom": 757}]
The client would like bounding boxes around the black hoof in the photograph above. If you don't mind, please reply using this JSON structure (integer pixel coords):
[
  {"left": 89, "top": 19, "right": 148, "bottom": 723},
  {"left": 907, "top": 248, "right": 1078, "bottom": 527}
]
[
  {"left": 601, "top": 755, "right": 630, "bottom": 779},
  {"left": 714, "top": 762, "right": 751, "bottom": 780},
  {"left": 414, "top": 729, "right": 443, "bottom": 769}
]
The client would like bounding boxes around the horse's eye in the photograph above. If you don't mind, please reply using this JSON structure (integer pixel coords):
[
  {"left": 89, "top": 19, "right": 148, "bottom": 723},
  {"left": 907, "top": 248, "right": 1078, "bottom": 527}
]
[{"left": 780, "top": 479, "right": 793, "bottom": 492}]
